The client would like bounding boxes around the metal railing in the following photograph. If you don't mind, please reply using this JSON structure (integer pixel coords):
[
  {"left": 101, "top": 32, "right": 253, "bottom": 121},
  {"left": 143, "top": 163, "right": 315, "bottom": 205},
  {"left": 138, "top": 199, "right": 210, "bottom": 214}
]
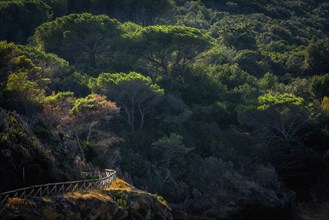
[{"left": 0, "top": 169, "right": 116, "bottom": 206}]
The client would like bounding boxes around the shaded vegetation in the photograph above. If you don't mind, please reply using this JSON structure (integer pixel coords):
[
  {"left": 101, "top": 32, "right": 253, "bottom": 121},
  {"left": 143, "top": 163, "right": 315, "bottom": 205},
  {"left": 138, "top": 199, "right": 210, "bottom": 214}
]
[{"left": 1, "top": 0, "right": 329, "bottom": 219}]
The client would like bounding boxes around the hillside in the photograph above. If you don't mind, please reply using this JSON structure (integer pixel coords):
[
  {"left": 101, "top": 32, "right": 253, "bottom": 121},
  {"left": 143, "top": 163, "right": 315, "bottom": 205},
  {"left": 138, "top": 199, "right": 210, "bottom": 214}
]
[
  {"left": 1, "top": 179, "right": 173, "bottom": 220},
  {"left": 1, "top": 0, "right": 329, "bottom": 219}
]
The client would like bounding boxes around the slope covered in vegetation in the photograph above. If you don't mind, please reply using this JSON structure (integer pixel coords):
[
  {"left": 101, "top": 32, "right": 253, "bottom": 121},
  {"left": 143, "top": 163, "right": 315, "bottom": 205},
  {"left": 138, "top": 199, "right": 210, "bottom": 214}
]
[
  {"left": 2, "top": 179, "right": 173, "bottom": 220},
  {"left": 1, "top": 0, "right": 329, "bottom": 219}
]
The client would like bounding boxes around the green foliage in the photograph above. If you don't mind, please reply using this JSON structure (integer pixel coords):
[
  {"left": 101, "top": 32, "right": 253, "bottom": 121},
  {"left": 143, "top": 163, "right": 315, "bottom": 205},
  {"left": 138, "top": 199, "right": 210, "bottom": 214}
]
[
  {"left": 310, "top": 73, "right": 329, "bottom": 100},
  {"left": 0, "top": 41, "right": 20, "bottom": 93},
  {"left": 71, "top": 93, "right": 110, "bottom": 114},
  {"left": 108, "top": 0, "right": 174, "bottom": 25},
  {"left": 321, "top": 96, "right": 329, "bottom": 116},
  {"left": 0, "top": 41, "right": 52, "bottom": 114},
  {"left": 121, "top": 22, "right": 142, "bottom": 34},
  {"left": 257, "top": 93, "right": 304, "bottom": 110},
  {"left": 259, "top": 72, "right": 279, "bottom": 92},
  {"left": 0, "top": 109, "right": 56, "bottom": 191},
  {"left": 206, "top": 63, "right": 260, "bottom": 102},
  {"left": 284, "top": 46, "right": 306, "bottom": 74},
  {"left": 113, "top": 190, "right": 128, "bottom": 208},
  {"left": 90, "top": 72, "right": 164, "bottom": 129},
  {"left": 42, "top": 0, "right": 173, "bottom": 25},
  {"left": 90, "top": 72, "right": 164, "bottom": 95},
  {"left": 44, "top": 91, "right": 75, "bottom": 105},
  {"left": 34, "top": 13, "right": 122, "bottom": 74},
  {"left": 18, "top": 46, "right": 73, "bottom": 91},
  {"left": 82, "top": 140, "right": 97, "bottom": 162},
  {"left": 235, "top": 50, "right": 272, "bottom": 77},
  {"left": 42, "top": 0, "right": 68, "bottom": 17},
  {"left": 305, "top": 39, "right": 329, "bottom": 75},
  {"left": 174, "top": 0, "right": 220, "bottom": 30},
  {"left": 283, "top": 77, "right": 311, "bottom": 101},
  {"left": 130, "top": 25, "right": 211, "bottom": 81},
  {"left": 263, "top": 40, "right": 290, "bottom": 53},
  {"left": 215, "top": 14, "right": 258, "bottom": 50},
  {"left": 1, "top": 1, "right": 329, "bottom": 217},
  {"left": 153, "top": 133, "right": 185, "bottom": 148},
  {"left": 1, "top": 41, "right": 89, "bottom": 96},
  {"left": 0, "top": 0, "right": 52, "bottom": 43},
  {"left": 0, "top": 40, "right": 19, "bottom": 70},
  {"left": 238, "top": 93, "right": 309, "bottom": 145},
  {"left": 196, "top": 45, "right": 229, "bottom": 66},
  {"left": 5, "top": 72, "right": 43, "bottom": 100},
  {"left": 43, "top": 91, "right": 75, "bottom": 114}
]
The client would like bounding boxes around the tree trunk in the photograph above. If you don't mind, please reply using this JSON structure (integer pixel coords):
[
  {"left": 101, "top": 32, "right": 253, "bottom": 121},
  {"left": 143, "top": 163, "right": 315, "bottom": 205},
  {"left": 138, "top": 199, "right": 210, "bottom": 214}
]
[
  {"left": 76, "top": 134, "right": 86, "bottom": 161},
  {"left": 138, "top": 102, "right": 145, "bottom": 129}
]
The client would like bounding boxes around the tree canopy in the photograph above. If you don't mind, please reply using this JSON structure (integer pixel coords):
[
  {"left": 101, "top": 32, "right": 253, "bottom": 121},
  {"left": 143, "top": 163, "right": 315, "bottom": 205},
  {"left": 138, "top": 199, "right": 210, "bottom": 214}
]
[
  {"left": 0, "top": 0, "right": 51, "bottom": 43},
  {"left": 1, "top": 1, "right": 329, "bottom": 219},
  {"left": 130, "top": 25, "right": 211, "bottom": 77},
  {"left": 89, "top": 72, "right": 164, "bottom": 130},
  {"left": 34, "top": 13, "right": 122, "bottom": 74}
]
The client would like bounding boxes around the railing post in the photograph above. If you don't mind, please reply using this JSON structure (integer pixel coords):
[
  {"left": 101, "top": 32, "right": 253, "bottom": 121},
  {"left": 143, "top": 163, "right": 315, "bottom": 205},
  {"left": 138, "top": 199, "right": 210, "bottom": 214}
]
[{"left": 0, "top": 169, "right": 117, "bottom": 205}]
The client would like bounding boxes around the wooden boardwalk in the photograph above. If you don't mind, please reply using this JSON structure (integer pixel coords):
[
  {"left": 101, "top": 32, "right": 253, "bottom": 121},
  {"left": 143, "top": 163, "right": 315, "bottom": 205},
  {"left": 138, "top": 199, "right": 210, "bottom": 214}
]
[{"left": 0, "top": 169, "right": 116, "bottom": 206}]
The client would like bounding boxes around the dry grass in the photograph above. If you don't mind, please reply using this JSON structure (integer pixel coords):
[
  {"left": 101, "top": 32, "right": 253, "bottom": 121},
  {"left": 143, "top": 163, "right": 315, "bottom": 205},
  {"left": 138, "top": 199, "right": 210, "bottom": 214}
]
[
  {"left": 6, "top": 197, "right": 31, "bottom": 206},
  {"left": 65, "top": 190, "right": 112, "bottom": 201},
  {"left": 41, "top": 197, "right": 52, "bottom": 202},
  {"left": 107, "top": 179, "right": 136, "bottom": 191},
  {"left": 56, "top": 179, "right": 171, "bottom": 211},
  {"left": 155, "top": 194, "right": 171, "bottom": 210},
  {"left": 108, "top": 179, "right": 171, "bottom": 210}
]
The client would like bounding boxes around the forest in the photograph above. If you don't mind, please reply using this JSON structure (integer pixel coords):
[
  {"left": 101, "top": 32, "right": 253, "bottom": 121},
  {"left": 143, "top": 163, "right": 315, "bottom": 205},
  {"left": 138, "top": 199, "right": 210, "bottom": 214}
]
[{"left": 1, "top": 0, "right": 329, "bottom": 219}]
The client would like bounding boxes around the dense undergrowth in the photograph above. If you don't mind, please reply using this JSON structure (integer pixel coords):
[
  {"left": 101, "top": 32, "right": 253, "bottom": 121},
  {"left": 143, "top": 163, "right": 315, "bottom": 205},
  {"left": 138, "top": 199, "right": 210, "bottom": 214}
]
[{"left": 1, "top": 0, "right": 329, "bottom": 219}]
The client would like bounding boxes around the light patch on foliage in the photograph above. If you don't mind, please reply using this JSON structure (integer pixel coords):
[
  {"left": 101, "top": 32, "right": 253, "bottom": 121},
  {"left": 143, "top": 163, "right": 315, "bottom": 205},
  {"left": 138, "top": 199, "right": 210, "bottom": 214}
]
[{"left": 257, "top": 93, "right": 304, "bottom": 110}]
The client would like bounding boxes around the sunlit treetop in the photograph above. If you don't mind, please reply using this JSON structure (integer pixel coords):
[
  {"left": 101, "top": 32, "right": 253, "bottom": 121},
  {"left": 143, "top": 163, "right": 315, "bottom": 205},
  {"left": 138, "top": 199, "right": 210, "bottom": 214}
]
[{"left": 257, "top": 93, "right": 304, "bottom": 110}]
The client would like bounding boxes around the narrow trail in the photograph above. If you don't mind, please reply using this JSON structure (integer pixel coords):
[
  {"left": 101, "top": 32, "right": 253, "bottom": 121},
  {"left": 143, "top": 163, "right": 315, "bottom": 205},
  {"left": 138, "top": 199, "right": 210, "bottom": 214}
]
[{"left": 0, "top": 169, "right": 117, "bottom": 206}]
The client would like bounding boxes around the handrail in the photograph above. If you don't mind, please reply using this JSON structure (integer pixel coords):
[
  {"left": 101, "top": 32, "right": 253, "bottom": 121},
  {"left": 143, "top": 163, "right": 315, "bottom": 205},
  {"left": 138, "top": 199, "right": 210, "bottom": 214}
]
[{"left": 0, "top": 169, "right": 116, "bottom": 206}]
